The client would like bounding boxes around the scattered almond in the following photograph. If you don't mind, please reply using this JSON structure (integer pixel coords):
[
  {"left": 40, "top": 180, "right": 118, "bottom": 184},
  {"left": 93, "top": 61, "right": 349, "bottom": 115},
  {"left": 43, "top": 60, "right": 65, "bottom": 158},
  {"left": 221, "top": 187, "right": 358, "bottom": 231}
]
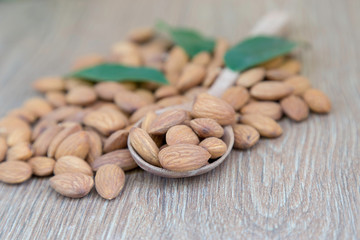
[
  {"left": 103, "top": 130, "right": 128, "bottom": 153},
  {"left": 236, "top": 67, "right": 265, "bottom": 88},
  {"left": 45, "top": 91, "right": 67, "bottom": 108},
  {"left": 55, "top": 131, "right": 89, "bottom": 159},
  {"left": 7, "top": 108, "right": 37, "bottom": 123},
  {"left": 233, "top": 124, "right": 260, "bottom": 149},
  {"left": 303, "top": 88, "right": 331, "bottom": 113},
  {"left": 28, "top": 157, "right": 56, "bottom": 176},
  {"left": 0, "top": 161, "right": 32, "bottom": 184},
  {"left": 66, "top": 86, "right": 97, "bottom": 106},
  {"left": 50, "top": 172, "right": 94, "bottom": 198},
  {"left": 221, "top": 86, "right": 250, "bottom": 110},
  {"left": 86, "top": 130, "right": 103, "bottom": 166},
  {"left": 33, "top": 125, "right": 62, "bottom": 156},
  {"left": 280, "top": 95, "right": 309, "bottom": 121},
  {"left": 92, "top": 149, "right": 137, "bottom": 171},
  {"left": 164, "top": 46, "right": 188, "bottom": 74},
  {"left": 23, "top": 97, "right": 53, "bottom": 117},
  {"left": 7, "top": 142, "right": 33, "bottom": 161},
  {"left": 192, "top": 52, "right": 211, "bottom": 67},
  {"left": 128, "top": 27, "right": 153, "bottom": 43},
  {"left": 33, "top": 76, "right": 65, "bottom": 92},
  {"left": 0, "top": 137, "right": 7, "bottom": 162},
  {"left": 240, "top": 101, "right": 283, "bottom": 120},
  {"left": 284, "top": 76, "right": 311, "bottom": 96},
  {"left": 250, "top": 81, "right": 294, "bottom": 100},
  {"left": 176, "top": 64, "right": 206, "bottom": 92},
  {"left": 114, "top": 90, "right": 148, "bottom": 113},
  {"left": 239, "top": 114, "right": 283, "bottom": 138},
  {"left": 202, "top": 67, "right": 221, "bottom": 88},
  {"left": 54, "top": 156, "right": 93, "bottom": 176},
  {"left": 95, "top": 164, "right": 125, "bottom": 200},
  {"left": 154, "top": 85, "right": 179, "bottom": 99},
  {"left": 7, "top": 126, "right": 32, "bottom": 146}
]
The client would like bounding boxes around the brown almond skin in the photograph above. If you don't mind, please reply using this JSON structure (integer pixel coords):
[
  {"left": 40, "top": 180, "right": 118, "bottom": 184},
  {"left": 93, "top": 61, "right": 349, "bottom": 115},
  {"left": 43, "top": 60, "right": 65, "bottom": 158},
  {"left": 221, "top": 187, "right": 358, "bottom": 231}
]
[
  {"left": 239, "top": 114, "right": 283, "bottom": 138},
  {"left": 55, "top": 131, "right": 90, "bottom": 159},
  {"left": 43, "top": 106, "right": 82, "bottom": 122},
  {"left": 23, "top": 97, "right": 53, "bottom": 118},
  {"left": 45, "top": 91, "right": 67, "bottom": 108},
  {"left": 141, "top": 111, "right": 157, "bottom": 133},
  {"left": 103, "top": 130, "right": 129, "bottom": 153},
  {"left": 86, "top": 130, "right": 103, "bottom": 166},
  {"left": 149, "top": 109, "right": 188, "bottom": 135},
  {"left": 66, "top": 86, "right": 97, "bottom": 106},
  {"left": 303, "top": 89, "right": 331, "bottom": 113},
  {"left": 233, "top": 124, "right": 260, "bottom": 149},
  {"left": 250, "top": 82, "right": 294, "bottom": 100},
  {"left": 184, "top": 86, "right": 208, "bottom": 100},
  {"left": 221, "top": 86, "right": 250, "bottom": 110},
  {"left": 0, "top": 116, "right": 30, "bottom": 137},
  {"left": 189, "top": 118, "right": 224, "bottom": 138},
  {"left": 265, "top": 69, "right": 294, "bottom": 81},
  {"left": 154, "top": 86, "right": 179, "bottom": 100},
  {"left": 95, "top": 164, "right": 125, "bottom": 200},
  {"left": 202, "top": 67, "right": 221, "bottom": 88},
  {"left": 166, "top": 125, "right": 199, "bottom": 146},
  {"left": 241, "top": 101, "right": 283, "bottom": 120},
  {"left": 47, "top": 123, "right": 82, "bottom": 158},
  {"left": 54, "top": 156, "right": 93, "bottom": 176},
  {"left": 135, "top": 89, "right": 155, "bottom": 104},
  {"left": 92, "top": 149, "right": 138, "bottom": 171},
  {"left": 236, "top": 67, "right": 265, "bottom": 88},
  {"left": 159, "top": 144, "right": 211, "bottom": 172},
  {"left": 33, "top": 76, "right": 65, "bottom": 92},
  {"left": 208, "top": 38, "right": 229, "bottom": 68},
  {"left": 7, "top": 108, "right": 38, "bottom": 123},
  {"left": 7, "top": 142, "right": 33, "bottom": 161},
  {"left": 0, "top": 137, "right": 7, "bottom": 162},
  {"left": 156, "top": 96, "right": 189, "bottom": 108},
  {"left": 31, "top": 120, "right": 56, "bottom": 141},
  {"left": 33, "top": 125, "right": 62, "bottom": 156},
  {"left": 94, "top": 82, "right": 125, "bottom": 101},
  {"left": 280, "top": 95, "right": 309, "bottom": 121},
  {"left": 114, "top": 90, "right": 148, "bottom": 114},
  {"left": 0, "top": 161, "right": 32, "bottom": 184},
  {"left": 50, "top": 172, "right": 94, "bottom": 198},
  {"left": 129, "top": 127, "right": 160, "bottom": 167},
  {"left": 128, "top": 27, "right": 153, "bottom": 43},
  {"left": 278, "top": 59, "right": 301, "bottom": 74},
  {"left": 28, "top": 157, "right": 55, "bottom": 176},
  {"left": 192, "top": 52, "right": 211, "bottom": 67},
  {"left": 284, "top": 76, "right": 312, "bottom": 96},
  {"left": 176, "top": 64, "right": 206, "bottom": 92},
  {"left": 7, "top": 126, "right": 32, "bottom": 147},
  {"left": 199, "top": 137, "right": 227, "bottom": 159},
  {"left": 129, "top": 104, "right": 161, "bottom": 124},
  {"left": 164, "top": 46, "right": 188, "bottom": 74},
  {"left": 111, "top": 41, "right": 142, "bottom": 66},
  {"left": 191, "top": 93, "right": 236, "bottom": 125},
  {"left": 259, "top": 56, "right": 285, "bottom": 69},
  {"left": 83, "top": 108, "right": 127, "bottom": 136},
  {"left": 72, "top": 54, "right": 104, "bottom": 70}
]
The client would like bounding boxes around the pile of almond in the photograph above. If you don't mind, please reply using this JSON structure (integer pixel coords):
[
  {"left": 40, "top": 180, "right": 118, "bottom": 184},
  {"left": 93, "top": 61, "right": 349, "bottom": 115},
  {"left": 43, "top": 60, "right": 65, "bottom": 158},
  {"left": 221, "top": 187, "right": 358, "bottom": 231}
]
[{"left": 0, "top": 27, "right": 331, "bottom": 200}]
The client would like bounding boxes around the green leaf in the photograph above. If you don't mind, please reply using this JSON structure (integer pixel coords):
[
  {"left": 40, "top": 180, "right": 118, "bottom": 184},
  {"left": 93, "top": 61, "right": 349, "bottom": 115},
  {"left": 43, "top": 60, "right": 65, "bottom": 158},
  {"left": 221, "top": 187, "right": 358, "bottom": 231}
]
[
  {"left": 156, "top": 20, "right": 215, "bottom": 58},
  {"left": 224, "top": 36, "right": 297, "bottom": 71},
  {"left": 68, "top": 63, "right": 169, "bottom": 84}
]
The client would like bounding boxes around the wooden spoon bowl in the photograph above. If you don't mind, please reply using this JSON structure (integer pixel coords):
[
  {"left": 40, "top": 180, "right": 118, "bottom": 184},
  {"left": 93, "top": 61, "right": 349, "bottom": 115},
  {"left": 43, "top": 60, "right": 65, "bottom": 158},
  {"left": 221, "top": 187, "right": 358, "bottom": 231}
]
[{"left": 128, "top": 119, "right": 234, "bottom": 178}]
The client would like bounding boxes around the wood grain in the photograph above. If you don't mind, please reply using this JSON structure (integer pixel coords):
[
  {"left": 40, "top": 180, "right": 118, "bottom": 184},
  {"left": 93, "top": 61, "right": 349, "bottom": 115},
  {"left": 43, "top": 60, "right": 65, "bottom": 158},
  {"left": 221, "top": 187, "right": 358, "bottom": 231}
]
[{"left": 0, "top": 0, "right": 359, "bottom": 239}]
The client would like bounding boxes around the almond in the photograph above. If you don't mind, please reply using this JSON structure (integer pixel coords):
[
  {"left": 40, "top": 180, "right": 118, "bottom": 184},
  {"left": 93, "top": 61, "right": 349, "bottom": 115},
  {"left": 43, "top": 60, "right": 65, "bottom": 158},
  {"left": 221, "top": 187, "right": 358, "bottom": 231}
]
[
  {"left": 192, "top": 52, "right": 211, "bottom": 67},
  {"left": 92, "top": 149, "right": 138, "bottom": 171},
  {"left": 50, "top": 172, "right": 94, "bottom": 198},
  {"left": 0, "top": 161, "right": 32, "bottom": 184},
  {"left": 47, "top": 123, "right": 82, "bottom": 158},
  {"left": 23, "top": 97, "right": 53, "bottom": 117},
  {"left": 149, "top": 109, "right": 188, "bottom": 135},
  {"left": 221, "top": 86, "right": 250, "bottom": 110},
  {"left": 284, "top": 76, "right": 311, "bottom": 96},
  {"left": 31, "top": 120, "right": 56, "bottom": 141},
  {"left": 65, "top": 78, "right": 93, "bottom": 90},
  {"left": 86, "top": 130, "right": 103, "bottom": 166},
  {"left": 83, "top": 108, "right": 127, "bottom": 136},
  {"left": 166, "top": 125, "right": 199, "bottom": 146},
  {"left": 199, "top": 137, "right": 227, "bottom": 159},
  {"left": 32, "top": 76, "right": 65, "bottom": 92},
  {"left": 121, "top": 82, "right": 138, "bottom": 91},
  {"left": 129, "top": 127, "right": 160, "bottom": 166},
  {"left": 55, "top": 131, "right": 90, "bottom": 159},
  {"left": 184, "top": 86, "right": 208, "bottom": 100},
  {"left": 66, "top": 86, "right": 97, "bottom": 106},
  {"left": 202, "top": 67, "right": 221, "bottom": 87},
  {"left": 7, "top": 142, "right": 33, "bottom": 161},
  {"left": 72, "top": 54, "right": 104, "bottom": 70},
  {"left": 259, "top": 56, "right": 285, "bottom": 69},
  {"left": 111, "top": 41, "right": 142, "bottom": 66},
  {"left": 140, "top": 43, "right": 165, "bottom": 70},
  {"left": 7, "top": 126, "right": 32, "bottom": 146},
  {"left": 236, "top": 67, "right": 265, "bottom": 88},
  {"left": 95, "top": 164, "right": 125, "bottom": 200},
  {"left": 54, "top": 156, "right": 93, "bottom": 176},
  {"left": 94, "top": 82, "right": 126, "bottom": 101},
  {"left": 239, "top": 114, "right": 283, "bottom": 138},
  {"left": 7, "top": 108, "right": 37, "bottom": 123},
  {"left": 250, "top": 81, "right": 294, "bottom": 100},
  {"left": 159, "top": 144, "right": 211, "bottom": 172},
  {"left": 154, "top": 85, "right": 179, "bottom": 99},
  {"left": 128, "top": 27, "right": 153, "bottom": 43},
  {"left": 240, "top": 101, "right": 283, "bottom": 120},
  {"left": 129, "top": 104, "right": 161, "bottom": 124},
  {"left": 191, "top": 93, "right": 236, "bottom": 125},
  {"left": 141, "top": 111, "right": 157, "bottom": 132},
  {"left": 135, "top": 89, "right": 155, "bottom": 103},
  {"left": 208, "top": 38, "right": 228, "bottom": 68},
  {"left": 176, "top": 64, "right": 206, "bottom": 92},
  {"left": 303, "top": 89, "right": 331, "bottom": 113},
  {"left": 0, "top": 116, "right": 29, "bottom": 137},
  {"left": 156, "top": 95, "right": 189, "bottom": 108},
  {"left": 28, "top": 157, "right": 55, "bottom": 176},
  {"left": 278, "top": 59, "right": 301, "bottom": 74},
  {"left": 43, "top": 106, "right": 82, "bottom": 122},
  {"left": 280, "top": 95, "right": 309, "bottom": 121},
  {"left": 233, "top": 124, "right": 260, "bottom": 149},
  {"left": 103, "top": 130, "right": 128, "bottom": 153},
  {"left": 266, "top": 69, "right": 294, "bottom": 81},
  {"left": 45, "top": 91, "right": 67, "bottom": 108},
  {"left": 166, "top": 71, "right": 180, "bottom": 85},
  {"left": 114, "top": 90, "right": 148, "bottom": 114},
  {"left": 0, "top": 137, "right": 7, "bottom": 162},
  {"left": 189, "top": 118, "right": 224, "bottom": 138},
  {"left": 33, "top": 125, "right": 62, "bottom": 156},
  {"left": 164, "top": 46, "right": 188, "bottom": 74}
]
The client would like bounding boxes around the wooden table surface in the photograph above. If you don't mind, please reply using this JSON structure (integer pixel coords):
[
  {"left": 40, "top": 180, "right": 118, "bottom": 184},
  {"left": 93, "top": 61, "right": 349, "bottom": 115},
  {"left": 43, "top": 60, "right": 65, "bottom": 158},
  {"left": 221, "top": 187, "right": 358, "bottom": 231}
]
[{"left": 0, "top": 0, "right": 359, "bottom": 239}]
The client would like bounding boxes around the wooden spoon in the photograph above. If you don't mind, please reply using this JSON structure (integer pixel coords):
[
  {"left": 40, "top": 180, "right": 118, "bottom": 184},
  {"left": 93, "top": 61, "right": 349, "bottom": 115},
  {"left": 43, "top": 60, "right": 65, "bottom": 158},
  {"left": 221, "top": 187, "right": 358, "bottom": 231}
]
[{"left": 128, "top": 11, "right": 289, "bottom": 178}]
